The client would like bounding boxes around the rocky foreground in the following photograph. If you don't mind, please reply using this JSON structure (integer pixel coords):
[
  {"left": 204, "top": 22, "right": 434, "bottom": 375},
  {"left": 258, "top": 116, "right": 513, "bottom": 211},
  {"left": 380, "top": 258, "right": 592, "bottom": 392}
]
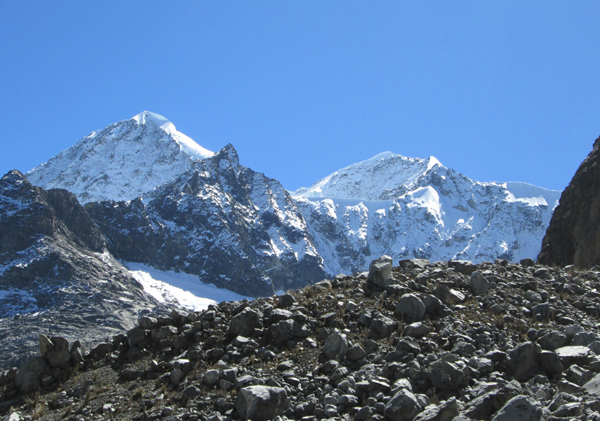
[{"left": 3, "top": 258, "right": 600, "bottom": 420}]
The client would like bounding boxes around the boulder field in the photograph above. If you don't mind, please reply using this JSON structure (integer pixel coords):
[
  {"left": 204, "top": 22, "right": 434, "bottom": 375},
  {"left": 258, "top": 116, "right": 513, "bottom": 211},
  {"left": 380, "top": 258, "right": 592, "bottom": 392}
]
[{"left": 3, "top": 257, "right": 600, "bottom": 420}]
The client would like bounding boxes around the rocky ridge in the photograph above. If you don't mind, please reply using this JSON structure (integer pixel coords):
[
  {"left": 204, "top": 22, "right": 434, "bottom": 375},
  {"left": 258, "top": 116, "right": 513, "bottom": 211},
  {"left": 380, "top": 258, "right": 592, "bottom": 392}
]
[
  {"left": 4, "top": 257, "right": 600, "bottom": 420},
  {"left": 0, "top": 170, "right": 168, "bottom": 371},
  {"left": 85, "top": 144, "right": 326, "bottom": 297},
  {"left": 23, "top": 112, "right": 562, "bottom": 298}
]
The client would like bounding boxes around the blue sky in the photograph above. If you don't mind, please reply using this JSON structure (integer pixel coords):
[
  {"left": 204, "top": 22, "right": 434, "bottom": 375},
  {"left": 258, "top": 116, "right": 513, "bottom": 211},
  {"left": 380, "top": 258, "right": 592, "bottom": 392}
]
[{"left": 1, "top": 2, "right": 599, "bottom": 192}]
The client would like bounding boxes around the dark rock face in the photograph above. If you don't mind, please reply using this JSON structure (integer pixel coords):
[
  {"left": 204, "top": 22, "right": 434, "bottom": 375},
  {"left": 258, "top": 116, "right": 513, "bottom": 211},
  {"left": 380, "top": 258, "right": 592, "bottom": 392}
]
[
  {"left": 0, "top": 171, "right": 164, "bottom": 370},
  {"left": 538, "top": 138, "right": 600, "bottom": 268},
  {"left": 86, "top": 145, "right": 326, "bottom": 297}
]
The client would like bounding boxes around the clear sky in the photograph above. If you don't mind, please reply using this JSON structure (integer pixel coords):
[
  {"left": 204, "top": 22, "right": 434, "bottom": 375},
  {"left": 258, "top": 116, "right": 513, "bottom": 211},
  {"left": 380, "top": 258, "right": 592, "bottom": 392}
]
[{"left": 1, "top": 1, "right": 599, "bottom": 192}]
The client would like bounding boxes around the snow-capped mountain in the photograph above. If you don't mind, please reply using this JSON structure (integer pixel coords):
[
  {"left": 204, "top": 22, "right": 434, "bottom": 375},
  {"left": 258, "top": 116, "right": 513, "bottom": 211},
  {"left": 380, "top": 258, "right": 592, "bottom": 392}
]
[
  {"left": 293, "top": 152, "right": 442, "bottom": 201},
  {"left": 23, "top": 111, "right": 562, "bottom": 296},
  {"left": 293, "top": 152, "right": 561, "bottom": 275},
  {"left": 27, "top": 111, "right": 213, "bottom": 204},
  {"left": 85, "top": 144, "right": 326, "bottom": 297}
]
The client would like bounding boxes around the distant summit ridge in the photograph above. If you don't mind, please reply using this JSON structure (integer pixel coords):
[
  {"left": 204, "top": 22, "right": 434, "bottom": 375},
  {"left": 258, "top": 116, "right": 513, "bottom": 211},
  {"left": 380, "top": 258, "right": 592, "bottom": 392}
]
[
  {"left": 131, "top": 110, "right": 171, "bottom": 126},
  {"left": 26, "top": 111, "right": 213, "bottom": 203},
  {"left": 292, "top": 150, "right": 561, "bottom": 274},
  {"left": 292, "top": 151, "right": 443, "bottom": 201}
]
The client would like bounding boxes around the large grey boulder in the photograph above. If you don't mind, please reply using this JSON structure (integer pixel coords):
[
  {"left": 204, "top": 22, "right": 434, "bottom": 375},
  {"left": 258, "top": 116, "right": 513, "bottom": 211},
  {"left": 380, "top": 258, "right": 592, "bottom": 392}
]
[
  {"left": 413, "top": 397, "right": 459, "bottom": 421},
  {"left": 322, "top": 331, "right": 349, "bottom": 361},
  {"left": 469, "top": 271, "right": 490, "bottom": 296},
  {"left": 404, "top": 322, "right": 429, "bottom": 338},
  {"left": 138, "top": 316, "right": 157, "bottom": 329},
  {"left": 202, "top": 369, "right": 219, "bottom": 386},
  {"left": 463, "top": 381, "right": 523, "bottom": 420},
  {"left": 368, "top": 255, "right": 393, "bottom": 288},
  {"left": 384, "top": 388, "right": 422, "bottom": 421},
  {"left": 127, "top": 328, "right": 147, "bottom": 347},
  {"left": 268, "top": 319, "right": 311, "bottom": 345},
  {"left": 507, "top": 342, "right": 539, "bottom": 381},
  {"left": 448, "top": 260, "right": 477, "bottom": 275},
  {"left": 539, "top": 351, "right": 564, "bottom": 377},
  {"left": 395, "top": 294, "right": 426, "bottom": 322},
  {"left": 490, "top": 395, "right": 545, "bottom": 421},
  {"left": 433, "top": 285, "right": 452, "bottom": 305},
  {"left": 572, "top": 331, "right": 600, "bottom": 347},
  {"left": 235, "top": 386, "right": 288, "bottom": 421},
  {"left": 537, "top": 331, "right": 567, "bottom": 351},
  {"left": 400, "top": 259, "right": 429, "bottom": 271},
  {"left": 555, "top": 345, "right": 594, "bottom": 367},
  {"left": 151, "top": 326, "right": 177, "bottom": 342},
  {"left": 430, "top": 360, "right": 469, "bottom": 391},
  {"left": 229, "top": 308, "right": 263, "bottom": 338},
  {"left": 583, "top": 372, "right": 600, "bottom": 397},
  {"left": 370, "top": 315, "right": 397, "bottom": 339},
  {"left": 14, "top": 357, "right": 52, "bottom": 393},
  {"left": 39, "top": 335, "right": 71, "bottom": 369}
]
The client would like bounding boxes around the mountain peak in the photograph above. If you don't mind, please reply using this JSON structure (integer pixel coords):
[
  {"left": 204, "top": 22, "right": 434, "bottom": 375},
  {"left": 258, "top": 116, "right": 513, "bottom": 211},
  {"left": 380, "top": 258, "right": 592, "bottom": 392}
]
[
  {"left": 27, "top": 112, "right": 214, "bottom": 203},
  {"left": 292, "top": 151, "right": 444, "bottom": 201},
  {"left": 131, "top": 111, "right": 171, "bottom": 127}
]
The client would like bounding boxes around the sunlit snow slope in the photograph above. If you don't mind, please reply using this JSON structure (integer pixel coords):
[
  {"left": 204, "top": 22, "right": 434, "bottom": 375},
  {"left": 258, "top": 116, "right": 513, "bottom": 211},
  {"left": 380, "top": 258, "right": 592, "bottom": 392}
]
[
  {"left": 127, "top": 263, "right": 251, "bottom": 311},
  {"left": 27, "top": 111, "right": 214, "bottom": 204},
  {"left": 293, "top": 152, "right": 561, "bottom": 274}
]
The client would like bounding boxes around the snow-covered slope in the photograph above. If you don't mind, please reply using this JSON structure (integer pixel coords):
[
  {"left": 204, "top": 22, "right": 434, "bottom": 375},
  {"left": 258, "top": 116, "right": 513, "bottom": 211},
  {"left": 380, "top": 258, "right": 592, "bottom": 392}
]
[
  {"left": 126, "top": 263, "right": 252, "bottom": 311},
  {"left": 292, "top": 152, "right": 442, "bottom": 200},
  {"left": 293, "top": 153, "right": 561, "bottom": 274},
  {"left": 27, "top": 111, "right": 213, "bottom": 204}
]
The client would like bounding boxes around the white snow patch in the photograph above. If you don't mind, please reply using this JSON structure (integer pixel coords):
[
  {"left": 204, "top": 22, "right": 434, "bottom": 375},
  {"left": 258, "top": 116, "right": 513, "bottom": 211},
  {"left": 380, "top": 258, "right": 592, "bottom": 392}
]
[
  {"left": 126, "top": 263, "right": 251, "bottom": 311},
  {"left": 404, "top": 187, "right": 442, "bottom": 217},
  {"left": 426, "top": 156, "right": 442, "bottom": 171},
  {"left": 504, "top": 182, "right": 561, "bottom": 209},
  {"left": 132, "top": 111, "right": 214, "bottom": 160},
  {"left": 291, "top": 151, "right": 437, "bottom": 200}
]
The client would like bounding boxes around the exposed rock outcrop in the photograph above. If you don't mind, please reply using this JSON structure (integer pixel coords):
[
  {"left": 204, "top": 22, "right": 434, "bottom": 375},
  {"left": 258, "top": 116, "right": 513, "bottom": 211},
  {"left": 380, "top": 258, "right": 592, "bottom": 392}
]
[
  {"left": 539, "top": 137, "right": 600, "bottom": 268},
  {"left": 86, "top": 145, "right": 326, "bottom": 297},
  {"left": 0, "top": 171, "right": 166, "bottom": 370}
]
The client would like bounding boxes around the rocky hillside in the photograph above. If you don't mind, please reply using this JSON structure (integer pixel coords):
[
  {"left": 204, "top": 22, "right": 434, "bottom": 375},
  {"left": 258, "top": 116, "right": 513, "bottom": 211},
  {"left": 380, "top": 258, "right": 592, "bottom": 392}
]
[
  {"left": 85, "top": 144, "right": 326, "bottom": 297},
  {"left": 4, "top": 257, "right": 600, "bottom": 420},
  {"left": 0, "top": 170, "right": 168, "bottom": 370},
  {"left": 538, "top": 137, "right": 600, "bottom": 269}
]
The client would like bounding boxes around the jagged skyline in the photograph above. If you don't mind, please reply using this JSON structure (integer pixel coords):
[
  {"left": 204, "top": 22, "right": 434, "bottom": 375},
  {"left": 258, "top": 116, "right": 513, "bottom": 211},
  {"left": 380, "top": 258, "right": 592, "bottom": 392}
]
[{"left": 1, "top": 2, "right": 599, "bottom": 192}]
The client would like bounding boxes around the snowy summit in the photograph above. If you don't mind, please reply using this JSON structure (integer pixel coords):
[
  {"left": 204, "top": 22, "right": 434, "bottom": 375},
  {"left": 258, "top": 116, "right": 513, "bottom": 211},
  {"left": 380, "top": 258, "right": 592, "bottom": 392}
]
[
  {"left": 292, "top": 152, "right": 442, "bottom": 201},
  {"left": 26, "top": 111, "right": 214, "bottom": 204}
]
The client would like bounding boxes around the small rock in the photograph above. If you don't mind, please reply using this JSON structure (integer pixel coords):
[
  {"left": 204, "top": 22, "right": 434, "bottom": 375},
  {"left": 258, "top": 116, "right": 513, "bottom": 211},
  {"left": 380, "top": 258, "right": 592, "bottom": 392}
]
[
  {"left": 170, "top": 368, "right": 184, "bottom": 386},
  {"left": 368, "top": 255, "right": 393, "bottom": 288},
  {"left": 469, "top": 271, "right": 490, "bottom": 296},
  {"left": 404, "top": 322, "right": 429, "bottom": 338},
  {"left": 491, "top": 395, "right": 544, "bottom": 421},
  {"left": 395, "top": 294, "right": 426, "bottom": 322},
  {"left": 236, "top": 386, "right": 288, "bottom": 421},
  {"left": 507, "top": 342, "right": 539, "bottom": 381},
  {"left": 384, "top": 389, "right": 422, "bottom": 421},
  {"left": 322, "top": 331, "right": 349, "bottom": 361}
]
